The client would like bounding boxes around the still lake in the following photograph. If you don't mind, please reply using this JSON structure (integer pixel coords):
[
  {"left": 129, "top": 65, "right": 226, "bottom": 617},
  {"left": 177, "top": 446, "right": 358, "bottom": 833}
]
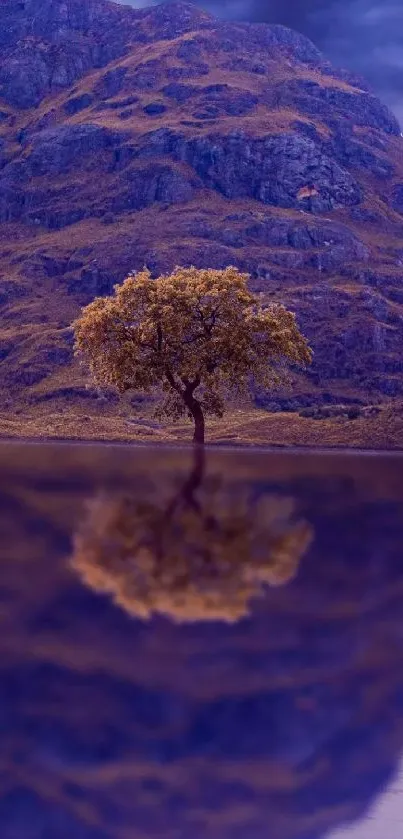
[{"left": 0, "top": 441, "right": 403, "bottom": 839}]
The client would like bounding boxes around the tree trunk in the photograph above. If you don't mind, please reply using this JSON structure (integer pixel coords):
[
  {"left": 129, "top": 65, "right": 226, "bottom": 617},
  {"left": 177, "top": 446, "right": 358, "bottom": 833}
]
[
  {"left": 166, "top": 371, "right": 205, "bottom": 446},
  {"left": 185, "top": 395, "right": 205, "bottom": 445}
]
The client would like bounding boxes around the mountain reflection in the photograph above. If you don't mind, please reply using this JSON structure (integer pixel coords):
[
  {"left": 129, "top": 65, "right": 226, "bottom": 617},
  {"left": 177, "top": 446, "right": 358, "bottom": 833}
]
[
  {"left": 0, "top": 444, "right": 403, "bottom": 839},
  {"left": 71, "top": 446, "right": 312, "bottom": 622}
]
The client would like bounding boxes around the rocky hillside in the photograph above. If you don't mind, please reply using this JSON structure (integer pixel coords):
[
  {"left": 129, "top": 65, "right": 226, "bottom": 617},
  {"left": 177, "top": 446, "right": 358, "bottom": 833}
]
[{"left": 0, "top": 0, "right": 403, "bottom": 413}]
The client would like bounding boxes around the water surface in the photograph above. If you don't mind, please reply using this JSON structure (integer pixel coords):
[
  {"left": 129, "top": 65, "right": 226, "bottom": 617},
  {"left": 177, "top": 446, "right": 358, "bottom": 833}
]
[{"left": 1, "top": 442, "right": 403, "bottom": 839}]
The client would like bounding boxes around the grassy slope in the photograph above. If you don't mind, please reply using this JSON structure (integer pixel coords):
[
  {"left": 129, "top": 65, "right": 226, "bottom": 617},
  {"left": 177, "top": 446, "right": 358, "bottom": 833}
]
[
  {"left": 1, "top": 404, "right": 402, "bottom": 449},
  {"left": 0, "top": 16, "right": 403, "bottom": 439}
]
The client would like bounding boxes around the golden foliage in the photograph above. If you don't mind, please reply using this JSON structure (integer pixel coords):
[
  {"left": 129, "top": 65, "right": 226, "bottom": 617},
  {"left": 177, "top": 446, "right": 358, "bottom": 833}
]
[
  {"left": 71, "top": 456, "right": 313, "bottom": 623},
  {"left": 73, "top": 266, "right": 311, "bottom": 440}
]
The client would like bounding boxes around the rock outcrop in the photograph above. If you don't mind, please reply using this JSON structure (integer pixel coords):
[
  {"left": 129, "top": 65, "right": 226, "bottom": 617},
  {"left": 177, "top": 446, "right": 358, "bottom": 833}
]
[{"left": 0, "top": 0, "right": 402, "bottom": 410}]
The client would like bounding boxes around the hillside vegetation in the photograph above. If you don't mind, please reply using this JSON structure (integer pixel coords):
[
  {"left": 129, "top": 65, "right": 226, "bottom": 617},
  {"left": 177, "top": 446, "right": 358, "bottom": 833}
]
[{"left": 0, "top": 0, "right": 402, "bottom": 443}]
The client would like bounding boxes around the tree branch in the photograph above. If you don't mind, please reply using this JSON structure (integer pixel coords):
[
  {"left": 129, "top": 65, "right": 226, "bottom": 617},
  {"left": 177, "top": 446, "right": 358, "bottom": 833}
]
[
  {"left": 184, "top": 374, "right": 201, "bottom": 395},
  {"left": 181, "top": 311, "right": 217, "bottom": 347},
  {"left": 165, "top": 366, "right": 184, "bottom": 395},
  {"left": 182, "top": 331, "right": 208, "bottom": 346},
  {"left": 123, "top": 325, "right": 157, "bottom": 353},
  {"left": 196, "top": 306, "right": 220, "bottom": 335},
  {"left": 205, "top": 358, "right": 218, "bottom": 374}
]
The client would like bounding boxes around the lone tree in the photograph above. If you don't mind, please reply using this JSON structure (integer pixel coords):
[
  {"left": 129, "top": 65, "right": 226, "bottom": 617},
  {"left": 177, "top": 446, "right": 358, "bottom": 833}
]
[{"left": 73, "top": 266, "right": 311, "bottom": 444}]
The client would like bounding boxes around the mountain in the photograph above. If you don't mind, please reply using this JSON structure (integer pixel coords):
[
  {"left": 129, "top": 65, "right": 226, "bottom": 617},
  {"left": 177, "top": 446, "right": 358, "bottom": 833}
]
[{"left": 0, "top": 0, "right": 403, "bottom": 420}]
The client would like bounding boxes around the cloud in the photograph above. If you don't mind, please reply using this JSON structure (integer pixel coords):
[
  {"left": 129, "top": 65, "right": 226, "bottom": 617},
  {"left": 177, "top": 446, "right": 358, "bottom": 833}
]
[
  {"left": 307, "top": 1, "right": 403, "bottom": 108},
  {"left": 118, "top": 0, "right": 403, "bottom": 121}
]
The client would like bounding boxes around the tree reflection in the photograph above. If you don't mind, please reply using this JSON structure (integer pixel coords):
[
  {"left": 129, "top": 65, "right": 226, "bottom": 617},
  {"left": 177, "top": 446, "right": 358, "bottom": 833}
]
[{"left": 71, "top": 447, "right": 312, "bottom": 622}]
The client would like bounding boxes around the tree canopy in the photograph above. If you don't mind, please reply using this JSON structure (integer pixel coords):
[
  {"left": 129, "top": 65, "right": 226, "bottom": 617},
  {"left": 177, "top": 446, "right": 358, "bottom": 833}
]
[{"left": 73, "top": 266, "right": 311, "bottom": 443}]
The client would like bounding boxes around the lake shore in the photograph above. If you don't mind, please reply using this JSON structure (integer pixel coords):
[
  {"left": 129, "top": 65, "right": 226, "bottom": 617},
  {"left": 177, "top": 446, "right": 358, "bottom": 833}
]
[{"left": 0, "top": 405, "right": 402, "bottom": 450}]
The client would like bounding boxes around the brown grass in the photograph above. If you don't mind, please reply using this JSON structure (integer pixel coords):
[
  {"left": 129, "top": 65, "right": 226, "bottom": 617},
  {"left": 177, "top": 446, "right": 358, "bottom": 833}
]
[
  {"left": 0, "top": 23, "right": 403, "bottom": 425},
  {"left": 0, "top": 405, "right": 402, "bottom": 450}
]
